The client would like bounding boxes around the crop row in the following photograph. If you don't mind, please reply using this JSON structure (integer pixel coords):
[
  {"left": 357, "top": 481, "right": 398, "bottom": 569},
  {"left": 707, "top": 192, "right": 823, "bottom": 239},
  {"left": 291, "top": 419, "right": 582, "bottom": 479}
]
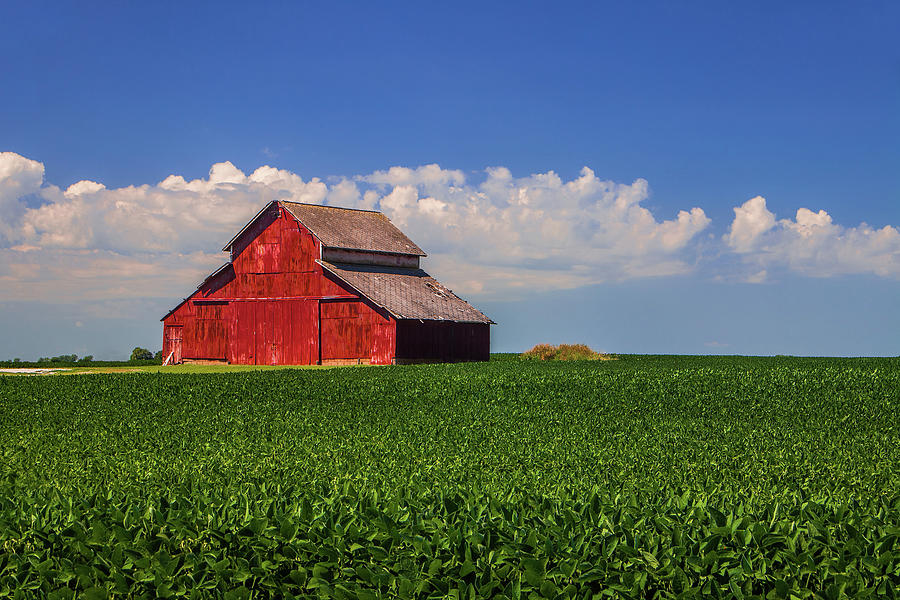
[
  {"left": 1, "top": 356, "right": 899, "bottom": 597},
  {"left": 2, "top": 484, "right": 898, "bottom": 599}
]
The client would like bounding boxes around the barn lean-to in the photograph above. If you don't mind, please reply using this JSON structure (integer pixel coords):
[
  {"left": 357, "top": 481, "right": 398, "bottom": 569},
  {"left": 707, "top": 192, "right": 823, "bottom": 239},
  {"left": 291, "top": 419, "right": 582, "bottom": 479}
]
[{"left": 161, "top": 201, "right": 492, "bottom": 365}]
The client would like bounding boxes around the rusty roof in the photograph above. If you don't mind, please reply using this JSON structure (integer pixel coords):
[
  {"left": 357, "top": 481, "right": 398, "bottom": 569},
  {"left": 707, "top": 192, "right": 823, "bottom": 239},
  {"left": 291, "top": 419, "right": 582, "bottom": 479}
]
[
  {"left": 318, "top": 261, "right": 493, "bottom": 323},
  {"left": 280, "top": 201, "right": 426, "bottom": 256}
]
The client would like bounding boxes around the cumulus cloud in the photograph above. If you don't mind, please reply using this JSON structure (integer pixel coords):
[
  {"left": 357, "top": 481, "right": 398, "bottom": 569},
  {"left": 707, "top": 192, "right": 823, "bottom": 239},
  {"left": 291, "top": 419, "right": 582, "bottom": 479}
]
[
  {"left": 10, "top": 159, "right": 327, "bottom": 254},
  {"left": 0, "top": 153, "right": 714, "bottom": 302},
  {"left": 8, "top": 151, "right": 897, "bottom": 307},
  {"left": 726, "top": 196, "right": 776, "bottom": 253},
  {"left": 340, "top": 166, "right": 711, "bottom": 293},
  {"left": 0, "top": 153, "right": 329, "bottom": 303},
  {"left": 725, "top": 196, "right": 900, "bottom": 280},
  {"left": 362, "top": 164, "right": 466, "bottom": 188},
  {"left": 0, "top": 152, "right": 44, "bottom": 243}
]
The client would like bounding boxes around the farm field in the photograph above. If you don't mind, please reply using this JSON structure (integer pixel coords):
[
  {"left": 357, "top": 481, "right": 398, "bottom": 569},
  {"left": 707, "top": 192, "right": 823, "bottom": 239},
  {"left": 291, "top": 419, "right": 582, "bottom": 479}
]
[
  {"left": 0, "top": 364, "right": 327, "bottom": 375},
  {"left": 1, "top": 356, "right": 899, "bottom": 598}
]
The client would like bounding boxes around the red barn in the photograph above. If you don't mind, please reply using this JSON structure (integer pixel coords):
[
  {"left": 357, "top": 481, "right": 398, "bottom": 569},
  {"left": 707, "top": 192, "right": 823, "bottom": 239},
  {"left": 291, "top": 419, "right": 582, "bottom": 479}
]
[{"left": 161, "top": 201, "right": 492, "bottom": 365}]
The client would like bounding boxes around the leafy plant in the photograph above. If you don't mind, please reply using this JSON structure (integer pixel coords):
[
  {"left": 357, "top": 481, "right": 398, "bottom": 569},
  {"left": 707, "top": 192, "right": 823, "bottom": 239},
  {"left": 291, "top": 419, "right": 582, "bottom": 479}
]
[{"left": 1, "top": 355, "right": 899, "bottom": 596}]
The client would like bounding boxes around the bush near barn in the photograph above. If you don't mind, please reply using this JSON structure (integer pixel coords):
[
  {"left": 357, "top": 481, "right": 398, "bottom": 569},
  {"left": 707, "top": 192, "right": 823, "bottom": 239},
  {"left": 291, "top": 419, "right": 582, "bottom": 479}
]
[
  {"left": 1, "top": 355, "right": 899, "bottom": 597},
  {"left": 521, "top": 343, "right": 608, "bottom": 360}
]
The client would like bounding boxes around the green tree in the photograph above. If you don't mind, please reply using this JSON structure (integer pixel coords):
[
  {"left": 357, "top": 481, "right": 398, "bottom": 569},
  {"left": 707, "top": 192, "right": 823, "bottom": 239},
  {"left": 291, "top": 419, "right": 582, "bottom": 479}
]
[
  {"left": 130, "top": 347, "right": 153, "bottom": 361},
  {"left": 50, "top": 354, "right": 77, "bottom": 363}
]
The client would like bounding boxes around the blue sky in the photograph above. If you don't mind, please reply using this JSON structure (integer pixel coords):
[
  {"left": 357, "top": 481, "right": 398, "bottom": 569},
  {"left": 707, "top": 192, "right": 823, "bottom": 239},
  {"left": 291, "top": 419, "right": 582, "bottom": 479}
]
[{"left": 1, "top": 2, "right": 898, "bottom": 358}]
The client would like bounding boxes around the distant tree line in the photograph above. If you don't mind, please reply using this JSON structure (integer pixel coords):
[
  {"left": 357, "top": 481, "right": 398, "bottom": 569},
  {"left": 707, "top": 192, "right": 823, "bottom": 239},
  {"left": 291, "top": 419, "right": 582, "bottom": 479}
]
[
  {"left": 36, "top": 354, "right": 95, "bottom": 364},
  {"left": 1, "top": 347, "right": 164, "bottom": 368}
]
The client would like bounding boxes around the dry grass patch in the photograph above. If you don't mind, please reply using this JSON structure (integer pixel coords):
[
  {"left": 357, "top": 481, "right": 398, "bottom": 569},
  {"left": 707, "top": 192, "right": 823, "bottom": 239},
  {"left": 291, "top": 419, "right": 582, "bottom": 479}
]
[{"left": 521, "top": 343, "right": 611, "bottom": 361}]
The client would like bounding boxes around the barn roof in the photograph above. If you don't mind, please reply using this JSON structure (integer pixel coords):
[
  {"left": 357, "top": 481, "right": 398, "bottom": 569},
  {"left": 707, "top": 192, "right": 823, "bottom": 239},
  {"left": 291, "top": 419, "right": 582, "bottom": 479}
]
[
  {"left": 280, "top": 202, "right": 426, "bottom": 256},
  {"left": 318, "top": 260, "right": 493, "bottom": 324}
]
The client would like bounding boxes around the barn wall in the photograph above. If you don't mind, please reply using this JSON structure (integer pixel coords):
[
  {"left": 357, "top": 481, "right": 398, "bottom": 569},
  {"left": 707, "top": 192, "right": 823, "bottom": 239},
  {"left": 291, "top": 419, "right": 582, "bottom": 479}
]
[
  {"left": 229, "top": 203, "right": 280, "bottom": 264},
  {"left": 218, "top": 207, "right": 347, "bottom": 299},
  {"left": 395, "top": 321, "right": 490, "bottom": 362},
  {"left": 166, "top": 205, "right": 399, "bottom": 365},
  {"left": 372, "top": 318, "right": 396, "bottom": 365},
  {"left": 319, "top": 299, "right": 395, "bottom": 364}
]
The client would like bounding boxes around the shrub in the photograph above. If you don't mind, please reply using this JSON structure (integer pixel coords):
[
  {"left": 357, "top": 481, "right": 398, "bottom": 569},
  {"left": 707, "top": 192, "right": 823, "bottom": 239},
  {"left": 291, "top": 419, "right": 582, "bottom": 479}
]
[
  {"left": 521, "top": 343, "right": 608, "bottom": 361},
  {"left": 130, "top": 347, "right": 153, "bottom": 361},
  {"left": 556, "top": 343, "right": 602, "bottom": 360},
  {"left": 521, "top": 343, "right": 557, "bottom": 360}
]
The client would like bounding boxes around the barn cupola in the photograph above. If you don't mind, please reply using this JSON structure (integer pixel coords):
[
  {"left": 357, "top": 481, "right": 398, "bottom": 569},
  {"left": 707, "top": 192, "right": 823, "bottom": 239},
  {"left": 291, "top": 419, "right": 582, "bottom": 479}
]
[{"left": 279, "top": 201, "right": 425, "bottom": 269}]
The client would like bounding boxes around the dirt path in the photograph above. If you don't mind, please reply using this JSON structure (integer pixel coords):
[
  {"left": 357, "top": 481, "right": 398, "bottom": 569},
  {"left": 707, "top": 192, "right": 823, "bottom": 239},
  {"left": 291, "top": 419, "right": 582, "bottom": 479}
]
[{"left": 0, "top": 368, "right": 72, "bottom": 375}]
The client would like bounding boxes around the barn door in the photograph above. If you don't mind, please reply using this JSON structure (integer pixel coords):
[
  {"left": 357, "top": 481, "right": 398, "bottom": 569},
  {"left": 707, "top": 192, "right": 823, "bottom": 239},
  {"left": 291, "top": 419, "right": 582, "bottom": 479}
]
[
  {"left": 248, "top": 301, "right": 280, "bottom": 365},
  {"left": 229, "top": 300, "right": 318, "bottom": 365},
  {"left": 250, "top": 301, "right": 277, "bottom": 365},
  {"left": 319, "top": 300, "right": 374, "bottom": 363},
  {"left": 262, "top": 301, "right": 279, "bottom": 365},
  {"left": 282, "top": 299, "right": 318, "bottom": 365},
  {"left": 163, "top": 325, "right": 183, "bottom": 364},
  {"left": 230, "top": 302, "right": 256, "bottom": 364}
]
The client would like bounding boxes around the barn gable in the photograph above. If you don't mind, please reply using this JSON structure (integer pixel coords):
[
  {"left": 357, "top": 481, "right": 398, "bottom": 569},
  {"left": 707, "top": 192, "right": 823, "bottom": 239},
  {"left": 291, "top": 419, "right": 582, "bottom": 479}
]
[{"left": 162, "top": 200, "right": 491, "bottom": 365}]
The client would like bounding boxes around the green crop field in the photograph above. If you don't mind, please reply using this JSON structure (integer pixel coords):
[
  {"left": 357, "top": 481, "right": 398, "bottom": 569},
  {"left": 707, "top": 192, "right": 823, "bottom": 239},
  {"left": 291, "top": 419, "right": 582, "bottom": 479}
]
[{"left": 1, "top": 356, "right": 899, "bottom": 599}]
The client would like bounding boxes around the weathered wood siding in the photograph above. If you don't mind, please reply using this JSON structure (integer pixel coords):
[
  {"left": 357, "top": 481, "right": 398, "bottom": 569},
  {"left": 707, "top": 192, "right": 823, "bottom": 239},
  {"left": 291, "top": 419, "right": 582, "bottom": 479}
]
[
  {"left": 319, "top": 299, "right": 395, "bottom": 362},
  {"left": 162, "top": 202, "right": 489, "bottom": 365},
  {"left": 162, "top": 204, "right": 396, "bottom": 365},
  {"left": 394, "top": 321, "right": 490, "bottom": 363},
  {"left": 162, "top": 325, "right": 183, "bottom": 364},
  {"left": 227, "top": 299, "right": 319, "bottom": 365}
]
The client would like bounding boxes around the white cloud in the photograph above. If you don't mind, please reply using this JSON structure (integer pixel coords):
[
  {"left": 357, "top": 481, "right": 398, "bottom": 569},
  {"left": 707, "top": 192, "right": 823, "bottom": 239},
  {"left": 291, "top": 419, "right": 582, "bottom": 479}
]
[
  {"left": 0, "top": 152, "right": 43, "bottom": 201},
  {"left": 0, "top": 153, "right": 711, "bottom": 302},
  {"left": 8, "top": 151, "right": 895, "bottom": 307},
  {"left": 65, "top": 180, "right": 106, "bottom": 197},
  {"left": 745, "top": 269, "right": 768, "bottom": 284},
  {"left": 725, "top": 196, "right": 900, "bottom": 280},
  {"left": 15, "top": 161, "right": 327, "bottom": 254},
  {"left": 362, "top": 164, "right": 466, "bottom": 188},
  {"left": 725, "top": 195, "right": 775, "bottom": 253},
  {"left": 0, "top": 152, "right": 44, "bottom": 243},
  {"left": 0, "top": 154, "right": 329, "bottom": 302},
  {"left": 0, "top": 154, "right": 711, "bottom": 302},
  {"left": 342, "top": 166, "right": 711, "bottom": 294}
]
